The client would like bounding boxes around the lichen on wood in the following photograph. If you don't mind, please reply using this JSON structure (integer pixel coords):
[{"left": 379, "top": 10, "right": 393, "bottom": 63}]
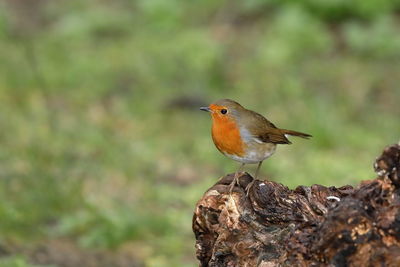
[{"left": 193, "top": 144, "right": 400, "bottom": 267}]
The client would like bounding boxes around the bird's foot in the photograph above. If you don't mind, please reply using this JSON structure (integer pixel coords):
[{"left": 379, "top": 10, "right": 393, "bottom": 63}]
[
  {"left": 229, "top": 172, "right": 244, "bottom": 194},
  {"left": 245, "top": 179, "right": 255, "bottom": 196}
]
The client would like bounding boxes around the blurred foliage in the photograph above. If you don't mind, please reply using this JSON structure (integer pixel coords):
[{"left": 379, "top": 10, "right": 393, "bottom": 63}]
[
  {"left": 0, "top": 0, "right": 400, "bottom": 266},
  {"left": 0, "top": 255, "right": 51, "bottom": 267}
]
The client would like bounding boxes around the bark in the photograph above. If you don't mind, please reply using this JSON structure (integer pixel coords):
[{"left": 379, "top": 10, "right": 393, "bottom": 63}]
[{"left": 193, "top": 144, "right": 400, "bottom": 267}]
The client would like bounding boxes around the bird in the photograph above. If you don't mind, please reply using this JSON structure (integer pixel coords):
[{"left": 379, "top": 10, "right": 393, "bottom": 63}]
[{"left": 200, "top": 99, "right": 311, "bottom": 194}]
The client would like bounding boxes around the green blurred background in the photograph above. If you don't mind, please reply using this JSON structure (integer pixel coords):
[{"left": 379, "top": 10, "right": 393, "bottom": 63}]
[{"left": 1, "top": 0, "right": 400, "bottom": 266}]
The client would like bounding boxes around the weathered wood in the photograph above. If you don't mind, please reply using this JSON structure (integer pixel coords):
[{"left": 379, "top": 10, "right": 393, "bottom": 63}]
[{"left": 193, "top": 144, "right": 400, "bottom": 266}]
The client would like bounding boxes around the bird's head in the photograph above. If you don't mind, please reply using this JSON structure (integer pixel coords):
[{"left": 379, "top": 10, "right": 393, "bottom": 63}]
[{"left": 200, "top": 99, "right": 244, "bottom": 123}]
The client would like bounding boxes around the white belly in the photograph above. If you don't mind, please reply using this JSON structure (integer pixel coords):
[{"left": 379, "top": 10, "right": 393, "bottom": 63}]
[
  {"left": 224, "top": 142, "right": 276, "bottom": 164},
  {"left": 223, "top": 126, "right": 277, "bottom": 164}
]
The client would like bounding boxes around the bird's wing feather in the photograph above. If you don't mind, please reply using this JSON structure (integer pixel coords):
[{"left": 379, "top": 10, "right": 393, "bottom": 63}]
[{"left": 242, "top": 110, "right": 291, "bottom": 144}]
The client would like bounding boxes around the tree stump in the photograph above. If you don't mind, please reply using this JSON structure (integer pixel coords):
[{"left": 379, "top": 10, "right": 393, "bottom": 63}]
[{"left": 193, "top": 144, "right": 400, "bottom": 266}]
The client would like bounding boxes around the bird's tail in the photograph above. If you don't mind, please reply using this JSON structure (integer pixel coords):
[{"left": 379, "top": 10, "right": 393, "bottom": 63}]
[{"left": 280, "top": 129, "right": 312, "bottom": 139}]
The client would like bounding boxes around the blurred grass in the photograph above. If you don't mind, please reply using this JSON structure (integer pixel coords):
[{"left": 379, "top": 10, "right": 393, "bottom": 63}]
[{"left": 1, "top": 0, "right": 400, "bottom": 266}]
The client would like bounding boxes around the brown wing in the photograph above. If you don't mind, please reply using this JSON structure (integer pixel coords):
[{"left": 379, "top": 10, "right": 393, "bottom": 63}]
[
  {"left": 258, "top": 129, "right": 292, "bottom": 144},
  {"left": 242, "top": 110, "right": 291, "bottom": 144}
]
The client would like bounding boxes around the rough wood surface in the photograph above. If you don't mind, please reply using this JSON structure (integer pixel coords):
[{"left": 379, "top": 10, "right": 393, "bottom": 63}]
[{"left": 193, "top": 144, "right": 400, "bottom": 267}]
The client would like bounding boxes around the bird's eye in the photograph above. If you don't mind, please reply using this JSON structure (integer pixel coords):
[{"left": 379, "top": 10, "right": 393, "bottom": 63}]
[{"left": 220, "top": 109, "right": 227, "bottom": 114}]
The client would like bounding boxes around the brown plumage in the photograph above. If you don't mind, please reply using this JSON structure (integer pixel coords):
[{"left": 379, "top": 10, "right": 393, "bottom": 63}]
[
  {"left": 201, "top": 99, "right": 311, "bottom": 194},
  {"left": 211, "top": 99, "right": 311, "bottom": 145}
]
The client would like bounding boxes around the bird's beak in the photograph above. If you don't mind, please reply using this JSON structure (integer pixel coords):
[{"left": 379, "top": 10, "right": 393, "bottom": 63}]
[{"left": 200, "top": 107, "right": 211, "bottom": 112}]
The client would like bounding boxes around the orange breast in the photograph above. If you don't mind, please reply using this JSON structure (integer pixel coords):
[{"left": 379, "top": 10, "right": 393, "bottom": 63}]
[{"left": 211, "top": 115, "right": 245, "bottom": 157}]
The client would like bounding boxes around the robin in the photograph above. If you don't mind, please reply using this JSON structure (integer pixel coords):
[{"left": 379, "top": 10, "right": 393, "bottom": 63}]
[{"left": 200, "top": 99, "right": 311, "bottom": 194}]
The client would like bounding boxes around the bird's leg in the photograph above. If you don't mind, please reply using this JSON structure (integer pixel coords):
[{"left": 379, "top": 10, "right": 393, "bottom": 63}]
[
  {"left": 246, "top": 161, "right": 263, "bottom": 196},
  {"left": 254, "top": 160, "right": 263, "bottom": 180},
  {"left": 229, "top": 163, "right": 245, "bottom": 194}
]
